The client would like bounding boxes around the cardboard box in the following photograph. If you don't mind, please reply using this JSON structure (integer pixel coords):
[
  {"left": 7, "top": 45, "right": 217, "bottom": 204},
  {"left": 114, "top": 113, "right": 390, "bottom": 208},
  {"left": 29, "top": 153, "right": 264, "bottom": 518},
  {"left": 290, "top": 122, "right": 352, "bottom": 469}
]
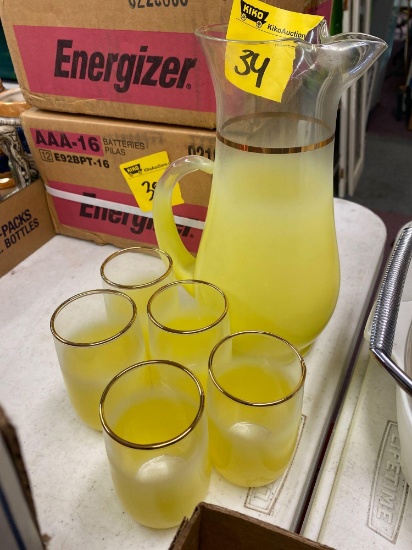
[
  {"left": 1, "top": 0, "right": 332, "bottom": 129},
  {"left": 0, "top": 178, "right": 55, "bottom": 277},
  {"left": 21, "top": 107, "right": 214, "bottom": 253},
  {"left": 0, "top": 405, "right": 47, "bottom": 548},
  {"left": 170, "top": 502, "right": 335, "bottom": 550},
  {"left": 0, "top": 0, "right": 226, "bottom": 129}
]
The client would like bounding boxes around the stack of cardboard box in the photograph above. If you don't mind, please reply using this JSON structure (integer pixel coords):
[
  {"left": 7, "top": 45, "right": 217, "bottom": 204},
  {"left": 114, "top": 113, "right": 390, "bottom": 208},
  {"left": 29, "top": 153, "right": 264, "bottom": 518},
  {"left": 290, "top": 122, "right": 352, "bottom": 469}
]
[{"left": 0, "top": 0, "right": 332, "bottom": 253}]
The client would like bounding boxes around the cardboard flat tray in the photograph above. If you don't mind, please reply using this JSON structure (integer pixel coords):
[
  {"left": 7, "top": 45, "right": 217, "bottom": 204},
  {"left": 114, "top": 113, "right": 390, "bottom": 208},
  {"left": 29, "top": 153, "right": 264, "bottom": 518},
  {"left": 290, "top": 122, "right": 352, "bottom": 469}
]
[{"left": 171, "top": 502, "right": 335, "bottom": 549}]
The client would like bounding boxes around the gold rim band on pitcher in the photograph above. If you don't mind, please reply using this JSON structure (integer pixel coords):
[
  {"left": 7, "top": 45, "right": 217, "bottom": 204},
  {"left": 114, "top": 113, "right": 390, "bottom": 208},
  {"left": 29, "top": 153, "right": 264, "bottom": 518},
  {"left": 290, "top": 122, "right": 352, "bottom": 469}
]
[{"left": 217, "top": 112, "right": 335, "bottom": 154}]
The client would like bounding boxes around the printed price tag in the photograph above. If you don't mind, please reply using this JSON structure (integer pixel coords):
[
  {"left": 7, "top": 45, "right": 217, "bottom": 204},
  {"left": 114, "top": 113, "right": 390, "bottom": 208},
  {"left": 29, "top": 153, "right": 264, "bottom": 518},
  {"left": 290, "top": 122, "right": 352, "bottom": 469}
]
[
  {"left": 120, "top": 151, "right": 184, "bottom": 213},
  {"left": 225, "top": 0, "right": 323, "bottom": 102}
]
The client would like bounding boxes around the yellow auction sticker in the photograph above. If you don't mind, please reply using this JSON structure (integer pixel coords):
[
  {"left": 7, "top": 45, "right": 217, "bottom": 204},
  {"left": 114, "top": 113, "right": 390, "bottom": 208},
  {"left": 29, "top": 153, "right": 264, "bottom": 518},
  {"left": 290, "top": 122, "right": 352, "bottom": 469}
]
[
  {"left": 120, "top": 151, "right": 184, "bottom": 213},
  {"left": 225, "top": 0, "right": 323, "bottom": 102}
]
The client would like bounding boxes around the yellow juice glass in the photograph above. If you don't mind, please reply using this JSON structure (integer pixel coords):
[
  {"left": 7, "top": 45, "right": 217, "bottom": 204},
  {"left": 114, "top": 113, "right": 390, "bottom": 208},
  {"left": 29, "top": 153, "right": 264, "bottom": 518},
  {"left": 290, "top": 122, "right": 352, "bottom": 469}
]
[
  {"left": 147, "top": 279, "right": 230, "bottom": 390},
  {"left": 100, "top": 246, "right": 173, "bottom": 346},
  {"left": 208, "top": 331, "right": 306, "bottom": 488},
  {"left": 99, "top": 360, "right": 210, "bottom": 529},
  {"left": 50, "top": 289, "right": 146, "bottom": 430}
]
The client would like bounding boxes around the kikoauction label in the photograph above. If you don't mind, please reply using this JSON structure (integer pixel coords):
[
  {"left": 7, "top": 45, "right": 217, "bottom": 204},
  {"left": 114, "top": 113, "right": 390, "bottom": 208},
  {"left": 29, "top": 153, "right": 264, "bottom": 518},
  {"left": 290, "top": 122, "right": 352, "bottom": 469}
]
[{"left": 13, "top": 26, "right": 214, "bottom": 112}]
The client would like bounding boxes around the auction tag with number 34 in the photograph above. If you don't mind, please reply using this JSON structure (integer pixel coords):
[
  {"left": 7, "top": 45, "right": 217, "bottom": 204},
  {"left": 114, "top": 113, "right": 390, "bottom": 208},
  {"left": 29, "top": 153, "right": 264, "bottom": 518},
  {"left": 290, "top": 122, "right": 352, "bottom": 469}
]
[{"left": 225, "top": 0, "right": 323, "bottom": 102}]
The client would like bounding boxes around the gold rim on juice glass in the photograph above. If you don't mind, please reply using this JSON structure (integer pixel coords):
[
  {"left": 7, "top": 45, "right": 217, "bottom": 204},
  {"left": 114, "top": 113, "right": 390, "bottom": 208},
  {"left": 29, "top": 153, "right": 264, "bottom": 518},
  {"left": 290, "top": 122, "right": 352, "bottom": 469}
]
[
  {"left": 100, "top": 246, "right": 173, "bottom": 290},
  {"left": 147, "top": 279, "right": 230, "bottom": 389},
  {"left": 50, "top": 289, "right": 137, "bottom": 346},
  {"left": 147, "top": 279, "right": 229, "bottom": 334},
  {"left": 100, "top": 360, "right": 205, "bottom": 449},
  {"left": 99, "top": 360, "right": 210, "bottom": 529},
  {"left": 100, "top": 246, "right": 174, "bottom": 349},
  {"left": 50, "top": 289, "right": 145, "bottom": 430},
  {"left": 209, "top": 331, "right": 306, "bottom": 406},
  {"left": 207, "top": 330, "right": 306, "bottom": 488}
]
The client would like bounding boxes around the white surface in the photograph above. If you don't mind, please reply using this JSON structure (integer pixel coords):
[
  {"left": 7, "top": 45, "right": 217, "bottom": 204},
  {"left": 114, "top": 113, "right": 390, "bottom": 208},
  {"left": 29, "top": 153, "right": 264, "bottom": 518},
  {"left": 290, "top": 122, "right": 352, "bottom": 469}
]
[
  {"left": 304, "top": 251, "right": 412, "bottom": 548},
  {"left": 304, "top": 344, "right": 412, "bottom": 549},
  {"left": 392, "top": 248, "right": 412, "bottom": 490},
  {"left": 393, "top": 301, "right": 412, "bottom": 490},
  {"left": 358, "top": 222, "right": 412, "bottom": 489},
  {"left": 0, "top": 198, "right": 386, "bottom": 549},
  {"left": 302, "top": 340, "right": 372, "bottom": 540}
]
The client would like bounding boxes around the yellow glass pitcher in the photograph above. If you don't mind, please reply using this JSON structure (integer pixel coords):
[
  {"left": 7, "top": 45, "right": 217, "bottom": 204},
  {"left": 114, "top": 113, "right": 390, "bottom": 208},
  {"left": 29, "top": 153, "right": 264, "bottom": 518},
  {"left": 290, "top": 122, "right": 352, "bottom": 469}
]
[{"left": 153, "top": 23, "right": 386, "bottom": 353}]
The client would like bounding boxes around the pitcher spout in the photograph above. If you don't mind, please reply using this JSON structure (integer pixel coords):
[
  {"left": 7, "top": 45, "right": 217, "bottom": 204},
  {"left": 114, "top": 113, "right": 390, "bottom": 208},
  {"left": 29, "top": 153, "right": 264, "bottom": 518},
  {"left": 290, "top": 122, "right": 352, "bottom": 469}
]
[{"left": 318, "top": 32, "right": 388, "bottom": 91}]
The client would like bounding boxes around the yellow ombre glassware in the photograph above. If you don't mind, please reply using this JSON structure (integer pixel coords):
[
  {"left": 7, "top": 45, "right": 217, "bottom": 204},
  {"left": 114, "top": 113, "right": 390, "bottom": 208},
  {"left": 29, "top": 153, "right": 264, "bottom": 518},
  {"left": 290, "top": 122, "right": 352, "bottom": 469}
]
[
  {"left": 147, "top": 279, "right": 230, "bottom": 390},
  {"left": 50, "top": 289, "right": 145, "bottom": 430},
  {"left": 208, "top": 330, "right": 306, "bottom": 487},
  {"left": 99, "top": 360, "right": 210, "bottom": 529},
  {"left": 100, "top": 246, "right": 173, "bottom": 348}
]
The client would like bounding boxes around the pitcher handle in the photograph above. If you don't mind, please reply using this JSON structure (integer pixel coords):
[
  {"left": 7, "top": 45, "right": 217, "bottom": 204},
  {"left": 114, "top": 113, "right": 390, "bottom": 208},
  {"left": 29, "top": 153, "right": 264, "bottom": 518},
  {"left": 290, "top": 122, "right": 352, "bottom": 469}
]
[
  {"left": 370, "top": 225, "right": 412, "bottom": 396},
  {"left": 153, "top": 155, "right": 214, "bottom": 281}
]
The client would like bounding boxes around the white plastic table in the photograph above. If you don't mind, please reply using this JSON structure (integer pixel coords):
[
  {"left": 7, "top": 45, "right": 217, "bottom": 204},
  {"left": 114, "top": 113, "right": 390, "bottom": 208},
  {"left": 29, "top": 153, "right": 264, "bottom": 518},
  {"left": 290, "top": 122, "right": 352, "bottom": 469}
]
[
  {"left": 0, "top": 199, "right": 386, "bottom": 549},
  {"left": 303, "top": 250, "right": 412, "bottom": 549}
]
